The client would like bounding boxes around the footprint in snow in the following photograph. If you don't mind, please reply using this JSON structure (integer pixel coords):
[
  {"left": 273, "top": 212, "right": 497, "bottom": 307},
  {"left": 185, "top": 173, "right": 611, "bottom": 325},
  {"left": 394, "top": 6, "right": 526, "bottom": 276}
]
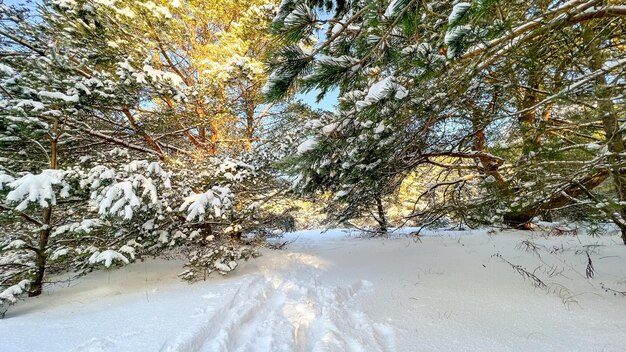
[{"left": 160, "top": 263, "right": 395, "bottom": 352}]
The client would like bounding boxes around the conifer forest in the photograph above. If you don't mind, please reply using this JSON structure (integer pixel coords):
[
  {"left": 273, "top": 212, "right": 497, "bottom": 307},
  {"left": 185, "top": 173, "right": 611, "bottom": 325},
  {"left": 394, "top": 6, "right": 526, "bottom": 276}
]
[{"left": 1, "top": 1, "right": 626, "bottom": 351}]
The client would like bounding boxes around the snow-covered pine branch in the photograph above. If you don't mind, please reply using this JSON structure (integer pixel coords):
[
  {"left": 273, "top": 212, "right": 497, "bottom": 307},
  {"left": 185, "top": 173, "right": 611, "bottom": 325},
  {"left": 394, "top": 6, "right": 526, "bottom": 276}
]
[
  {"left": 180, "top": 186, "right": 234, "bottom": 221},
  {"left": 2, "top": 170, "right": 69, "bottom": 211},
  {"left": 0, "top": 280, "right": 29, "bottom": 318}
]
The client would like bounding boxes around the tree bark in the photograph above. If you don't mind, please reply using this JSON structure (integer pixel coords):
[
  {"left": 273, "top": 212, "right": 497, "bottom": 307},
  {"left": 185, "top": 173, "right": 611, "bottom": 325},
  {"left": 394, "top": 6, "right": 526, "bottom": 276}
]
[
  {"left": 30, "top": 119, "right": 59, "bottom": 297},
  {"left": 122, "top": 108, "right": 164, "bottom": 159},
  {"left": 209, "top": 122, "right": 219, "bottom": 155},
  {"left": 503, "top": 169, "right": 610, "bottom": 228},
  {"left": 30, "top": 205, "right": 51, "bottom": 297},
  {"left": 375, "top": 196, "right": 388, "bottom": 234},
  {"left": 245, "top": 108, "right": 254, "bottom": 152}
]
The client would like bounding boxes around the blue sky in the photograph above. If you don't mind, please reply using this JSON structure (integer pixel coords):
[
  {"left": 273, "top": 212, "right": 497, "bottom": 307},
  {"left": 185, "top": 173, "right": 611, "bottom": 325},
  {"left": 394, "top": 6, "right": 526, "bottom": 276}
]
[{"left": 298, "top": 89, "right": 338, "bottom": 111}]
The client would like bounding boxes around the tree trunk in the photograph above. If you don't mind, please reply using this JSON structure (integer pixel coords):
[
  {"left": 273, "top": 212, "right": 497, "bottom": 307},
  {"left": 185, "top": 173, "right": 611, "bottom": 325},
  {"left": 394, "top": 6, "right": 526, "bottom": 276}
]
[
  {"left": 471, "top": 112, "right": 505, "bottom": 186},
  {"left": 30, "top": 206, "right": 52, "bottom": 297},
  {"left": 122, "top": 108, "right": 164, "bottom": 159},
  {"left": 209, "top": 122, "right": 219, "bottom": 155},
  {"left": 245, "top": 109, "right": 254, "bottom": 152},
  {"left": 503, "top": 169, "right": 610, "bottom": 228},
  {"left": 30, "top": 121, "right": 59, "bottom": 297},
  {"left": 375, "top": 196, "right": 388, "bottom": 234}
]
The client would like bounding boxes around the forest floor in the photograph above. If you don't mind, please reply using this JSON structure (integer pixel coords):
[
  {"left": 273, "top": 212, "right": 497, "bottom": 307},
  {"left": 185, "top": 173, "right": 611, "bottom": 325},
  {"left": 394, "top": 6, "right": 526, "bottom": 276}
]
[{"left": 2, "top": 226, "right": 626, "bottom": 352}]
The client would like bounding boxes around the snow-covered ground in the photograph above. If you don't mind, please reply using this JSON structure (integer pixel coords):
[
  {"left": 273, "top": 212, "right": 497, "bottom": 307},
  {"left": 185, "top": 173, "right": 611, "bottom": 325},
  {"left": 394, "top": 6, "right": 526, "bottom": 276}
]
[{"left": 2, "top": 228, "right": 626, "bottom": 352}]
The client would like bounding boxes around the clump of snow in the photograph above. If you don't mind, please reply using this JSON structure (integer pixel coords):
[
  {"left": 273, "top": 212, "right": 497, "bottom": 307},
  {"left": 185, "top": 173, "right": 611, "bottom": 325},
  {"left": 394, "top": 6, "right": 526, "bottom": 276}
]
[
  {"left": 52, "top": 219, "right": 101, "bottom": 236},
  {"left": 444, "top": 25, "right": 472, "bottom": 58},
  {"left": 179, "top": 186, "right": 233, "bottom": 221},
  {"left": 14, "top": 99, "right": 45, "bottom": 112},
  {"left": 0, "top": 63, "right": 15, "bottom": 76},
  {"left": 322, "top": 122, "right": 339, "bottom": 136},
  {"left": 97, "top": 181, "right": 141, "bottom": 219},
  {"left": 297, "top": 138, "right": 318, "bottom": 154},
  {"left": 384, "top": 0, "right": 401, "bottom": 17},
  {"left": 355, "top": 76, "right": 408, "bottom": 111},
  {"left": 374, "top": 121, "right": 386, "bottom": 134},
  {"left": 88, "top": 250, "right": 130, "bottom": 268},
  {"left": 283, "top": 3, "right": 314, "bottom": 28},
  {"left": 38, "top": 91, "right": 79, "bottom": 103},
  {"left": 448, "top": 2, "right": 471, "bottom": 24},
  {"left": 0, "top": 280, "right": 29, "bottom": 304},
  {"left": 4, "top": 240, "right": 27, "bottom": 250},
  {"left": 50, "top": 248, "right": 69, "bottom": 260},
  {"left": 119, "top": 245, "right": 137, "bottom": 260},
  {"left": 5, "top": 170, "right": 68, "bottom": 211},
  {"left": 0, "top": 173, "right": 15, "bottom": 190}
]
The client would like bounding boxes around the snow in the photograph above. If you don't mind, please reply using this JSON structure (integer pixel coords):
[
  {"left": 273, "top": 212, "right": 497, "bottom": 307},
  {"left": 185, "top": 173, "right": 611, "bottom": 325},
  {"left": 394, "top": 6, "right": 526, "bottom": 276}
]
[
  {"left": 38, "top": 91, "right": 80, "bottom": 103},
  {"left": 444, "top": 25, "right": 472, "bottom": 58},
  {"left": 118, "top": 245, "right": 136, "bottom": 260},
  {"left": 0, "top": 172, "right": 15, "bottom": 190},
  {"left": 0, "top": 280, "right": 29, "bottom": 304},
  {"left": 0, "top": 63, "right": 15, "bottom": 76},
  {"left": 331, "top": 22, "right": 344, "bottom": 35},
  {"left": 14, "top": 99, "right": 45, "bottom": 112},
  {"left": 97, "top": 181, "right": 141, "bottom": 219},
  {"left": 52, "top": 219, "right": 100, "bottom": 236},
  {"left": 88, "top": 250, "right": 130, "bottom": 268},
  {"left": 384, "top": 0, "right": 400, "bottom": 18},
  {"left": 322, "top": 122, "right": 338, "bottom": 136},
  {"left": 2, "top": 228, "right": 626, "bottom": 351},
  {"left": 50, "top": 248, "right": 69, "bottom": 260},
  {"left": 179, "top": 186, "right": 233, "bottom": 221},
  {"left": 375, "top": 121, "right": 386, "bottom": 134},
  {"left": 115, "top": 6, "right": 136, "bottom": 18},
  {"left": 356, "top": 76, "right": 408, "bottom": 111},
  {"left": 297, "top": 137, "right": 318, "bottom": 154},
  {"left": 401, "top": 42, "right": 433, "bottom": 57},
  {"left": 448, "top": 2, "right": 471, "bottom": 24},
  {"left": 284, "top": 3, "right": 312, "bottom": 27},
  {"left": 5, "top": 240, "right": 27, "bottom": 249},
  {"left": 5, "top": 170, "right": 67, "bottom": 211},
  {"left": 141, "top": 65, "right": 183, "bottom": 86}
]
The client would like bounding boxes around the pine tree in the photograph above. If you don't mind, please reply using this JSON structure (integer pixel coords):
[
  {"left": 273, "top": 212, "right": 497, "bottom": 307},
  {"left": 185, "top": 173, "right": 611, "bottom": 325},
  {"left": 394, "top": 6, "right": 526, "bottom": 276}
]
[
  {"left": 265, "top": 0, "right": 626, "bottom": 238},
  {"left": 0, "top": 0, "right": 300, "bottom": 310}
]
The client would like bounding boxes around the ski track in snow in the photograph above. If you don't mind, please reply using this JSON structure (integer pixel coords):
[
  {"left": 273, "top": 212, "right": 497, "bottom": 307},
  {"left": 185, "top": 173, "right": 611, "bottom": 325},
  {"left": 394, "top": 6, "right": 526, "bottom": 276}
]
[
  {"left": 161, "top": 253, "right": 395, "bottom": 352},
  {"left": 7, "top": 228, "right": 626, "bottom": 352}
]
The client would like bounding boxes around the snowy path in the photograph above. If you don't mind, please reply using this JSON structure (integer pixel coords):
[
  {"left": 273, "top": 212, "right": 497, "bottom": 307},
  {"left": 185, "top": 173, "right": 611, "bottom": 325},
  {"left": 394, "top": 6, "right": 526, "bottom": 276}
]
[
  {"left": 162, "top": 253, "right": 395, "bottom": 352},
  {"left": 2, "top": 228, "right": 626, "bottom": 352}
]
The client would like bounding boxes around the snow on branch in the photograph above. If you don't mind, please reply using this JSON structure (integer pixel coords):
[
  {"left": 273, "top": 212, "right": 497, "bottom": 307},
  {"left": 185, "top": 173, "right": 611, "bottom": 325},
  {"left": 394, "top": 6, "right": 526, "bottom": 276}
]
[
  {"left": 5, "top": 170, "right": 69, "bottom": 211},
  {"left": 97, "top": 181, "right": 141, "bottom": 219},
  {"left": 447, "top": 2, "right": 471, "bottom": 25},
  {"left": 297, "top": 137, "right": 318, "bottom": 154},
  {"left": 180, "top": 186, "right": 233, "bottom": 221},
  {"left": 38, "top": 90, "right": 79, "bottom": 103},
  {"left": 0, "top": 280, "right": 29, "bottom": 304},
  {"left": 88, "top": 250, "right": 130, "bottom": 268},
  {"left": 355, "top": 76, "right": 408, "bottom": 111},
  {"left": 0, "top": 173, "right": 15, "bottom": 190},
  {"left": 91, "top": 160, "right": 171, "bottom": 220},
  {"left": 0, "top": 279, "right": 30, "bottom": 317},
  {"left": 461, "top": 0, "right": 622, "bottom": 64}
]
